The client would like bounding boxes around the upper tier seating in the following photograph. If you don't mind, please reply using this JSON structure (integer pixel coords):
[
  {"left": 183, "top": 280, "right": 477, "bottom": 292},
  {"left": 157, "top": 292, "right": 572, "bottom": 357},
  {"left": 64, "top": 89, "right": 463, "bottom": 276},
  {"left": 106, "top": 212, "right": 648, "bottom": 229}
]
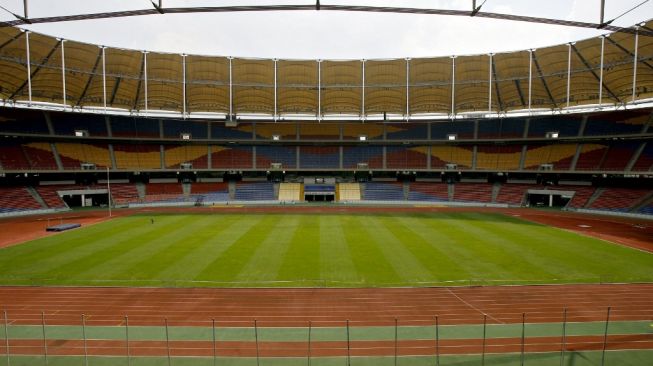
[
  {"left": 22, "top": 142, "right": 58, "bottom": 170},
  {"left": 255, "top": 146, "right": 297, "bottom": 169},
  {"left": 342, "top": 123, "right": 384, "bottom": 140},
  {"left": 211, "top": 146, "right": 254, "bottom": 169},
  {"left": 599, "top": 143, "right": 639, "bottom": 171},
  {"left": 162, "top": 119, "right": 208, "bottom": 139},
  {"left": 363, "top": 182, "right": 405, "bottom": 201},
  {"left": 408, "top": 182, "right": 448, "bottom": 201},
  {"left": 0, "top": 140, "right": 31, "bottom": 170},
  {"left": 51, "top": 112, "right": 108, "bottom": 136},
  {"left": 477, "top": 118, "right": 525, "bottom": 139},
  {"left": 431, "top": 120, "right": 475, "bottom": 139},
  {"left": 0, "top": 108, "right": 49, "bottom": 134},
  {"left": 342, "top": 146, "right": 383, "bottom": 169},
  {"left": 385, "top": 123, "right": 428, "bottom": 140},
  {"left": 253, "top": 123, "right": 294, "bottom": 140},
  {"left": 0, "top": 187, "right": 42, "bottom": 213},
  {"left": 299, "top": 124, "right": 340, "bottom": 140},
  {"left": 385, "top": 146, "right": 428, "bottom": 169},
  {"left": 430, "top": 146, "right": 473, "bottom": 168},
  {"left": 528, "top": 116, "right": 582, "bottom": 138},
  {"left": 110, "top": 116, "right": 160, "bottom": 138},
  {"left": 113, "top": 144, "right": 162, "bottom": 170},
  {"left": 234, "top": 182, "right": 275, "bottom": 200},
  {"left": 574, "top": 144, "right": 608, "bottom": 171},
  {"left": 523, "top": 144, "right": 576, "bottom": 170},
  {"left": 632, "top": 142, "right": 653, "bottom": 172},
  {"left": 583, "top": 110, "right": 649, "bottom": 136},
  {"left": 299, "top": 146, "right": 339, "bottom": 169},
  {"left": 164, "top": 145, "right": 209, "bottom": 169},
  {"left": 56, "top": 143, "right": 112, "bottom": 169},
  {"left": 475, "top": 145, "right": 522, "bottom": 170}
]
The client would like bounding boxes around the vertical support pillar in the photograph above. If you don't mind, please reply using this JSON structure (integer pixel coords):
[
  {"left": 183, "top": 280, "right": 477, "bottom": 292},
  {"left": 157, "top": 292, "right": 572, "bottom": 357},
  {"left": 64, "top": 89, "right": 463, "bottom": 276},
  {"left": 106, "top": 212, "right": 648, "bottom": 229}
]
[
  {"left": 61, "top": 40, "right": 66, "bottom": 110},
  {"left": 82, "top": 314, "right": 88, "bottom": 366},
  {"left": 101, "top": 46, "right": 107, "bottom": 113},
  {"left": 434, "top": 316, "right": 440, "bottom": 366},
  {"left": 23, "top": 0, "right": 28, "bottom": 18},
  {"left": 632, "top": 27, "right": 639, "bottom": 103},
  {"left": 125, "top": 315, "right": 130, "bottom": 366},
  {"left": 3, "top": 310, "right": 9, "bottom": 366},
  {"left": 307, "top": 321, "right": 312, "bottom": 366},
  {"left": 254, "top": 320, "right": 260, "bottom": 366},
  {"left": 566, "top": 43, "right": 572, "bottom": 108},
  {"left": 405, "top": 58, "right": 410, "bottom": 120},
  {"left": 601, "top": 307, "right": 611, "bottom": 366},
  {"left": 528, "top": 49, "right": 535, "bottom": 114},
  {"left": 143, "top": 51, "right": 149, "bottom": 114},
  {"left": 273, "top": 59, "right": 278, "bottom": 121},
  {"left": 560, "top": 308, "right": 567, "bottom": 366},
  {"left": 317, "top": 59, "right": 321, "bottom": 121},
  {"left": 41, "top": 311, "right": 48, "bottom": 365},
  {"left": 212, "top": 319, "right": 217, "bottom": 366},
  {"left": 346, "top": 320, "right": 351, "bottom": 366},
  {"left": 228, "top": 57, "right": 233, "bottom": 121},
  {"left": 599, "top": 36, "right": 605, "bottom": 105},
  {"left": 451, "top": 56, "right": 456, "bottom": 119},
  {"left": 488, "top": 53, "right": 493, "bottom": 112},
  {"left": 361, "top": 60, "right": 365, "bottom": 121},
  {"left": 25, "top": 31, "right": 32, "bottom": 105},
  {"left": 182, "top": 54, "right": 187, "bottom": 119}
]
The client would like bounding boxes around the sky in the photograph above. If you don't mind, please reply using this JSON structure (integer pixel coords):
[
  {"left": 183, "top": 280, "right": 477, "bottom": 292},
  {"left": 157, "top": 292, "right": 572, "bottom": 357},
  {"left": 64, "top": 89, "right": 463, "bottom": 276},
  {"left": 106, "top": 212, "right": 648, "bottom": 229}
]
[{"left": 0, "top": 0, "right": 651, "bottom": 59}]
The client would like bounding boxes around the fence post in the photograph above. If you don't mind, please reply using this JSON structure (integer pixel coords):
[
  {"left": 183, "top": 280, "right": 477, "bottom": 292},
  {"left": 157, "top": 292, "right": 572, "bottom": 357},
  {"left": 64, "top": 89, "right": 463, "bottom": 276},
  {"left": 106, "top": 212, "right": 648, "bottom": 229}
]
[
  {"left": 212, "top": 319, "right": 216, "bottom": 366},
  {"left": 254, "top": 319, "right": 260, "bottom": 366},
  {"left": 559, "top": 308, "right": 567, "bottom": 366},
  {"left": 125, "top": 316, "right": 130, "bottom": 366},
  {"left": 482, "top": 314, "right": 487, "bottom": 366},
  {"left": 520, "top": 313, "right": 525, "bottom": 366},
  {"left": 82, "top": 314, "right": 88, "bottom": 366},
  {"left": 346, "top": 319, "right": 351, "bottom": 366},
  {"left": 4, "top": 310, "right": 10, "bottom": 366},
  {"left": 307, "top": 320, "right": 312, "bottom": 366},
  {"left": 434, "top": 316, "right": 439, "bottom": 366},
  {"left": 165, "top": 318, "right": 171, "bottom": 366},
  {"left": 601, "top": 307, "right": 611, "bottom": 366},
  {"left": 394, "top": 318, "right": 398, "bottom": 366},
  {"left": 41, "top": 311, "right": 48, "bottom": 366}
]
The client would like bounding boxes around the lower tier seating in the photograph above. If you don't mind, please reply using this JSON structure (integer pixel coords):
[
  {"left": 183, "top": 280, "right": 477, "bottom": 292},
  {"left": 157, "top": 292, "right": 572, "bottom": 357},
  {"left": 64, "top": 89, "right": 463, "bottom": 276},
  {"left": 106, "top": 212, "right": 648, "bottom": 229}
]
[{"left": 0, "top": 187, "right": 42, "bottom": 213}]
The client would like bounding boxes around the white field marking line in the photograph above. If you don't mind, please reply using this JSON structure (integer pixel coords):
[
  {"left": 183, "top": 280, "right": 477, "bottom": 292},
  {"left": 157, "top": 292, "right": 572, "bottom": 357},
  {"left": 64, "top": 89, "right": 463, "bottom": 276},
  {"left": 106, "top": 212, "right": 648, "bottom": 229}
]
[{"left": 445, "top": 288, "right": 504, "bottom": 324}]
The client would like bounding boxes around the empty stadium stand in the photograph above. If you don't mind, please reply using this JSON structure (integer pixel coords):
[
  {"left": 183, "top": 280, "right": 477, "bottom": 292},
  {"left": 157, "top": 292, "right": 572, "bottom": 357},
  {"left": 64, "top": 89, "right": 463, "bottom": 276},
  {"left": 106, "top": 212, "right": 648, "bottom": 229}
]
[
  {"left": 34, "top": 185, "right": 68, "bottom": 209},
  {"left": 495, "top": 184, "right": 533, "bottom": 205},
  {"left": 0, "top": 187, "right": 43, "bottom": 213},
  {"left": 338, "top": 183, "right": 361, "bottom": 201},
  {"left": 408, "top": 182, "right": 448, "bottom": 201},
  {"left": 363, "top": 182, "right": 405, "bottom": 201},
  {"left": 110, "top": 184, "right": 140, "bottom": 205},
  {"left": 235, "top": 182, "right": 275, "bottom": 200},
  {"left": 144, "top": 183, "right": 185, "bottom": 203},
  {"left": 565, "top": 186, "right": 597, "bottom": 209},
  {"left": 278, "top": 183, "right": 302, "bottom": 201},
  {"left": 588, "top": 188, "right": 651, "bottom": 212},
  {"left": 453, "top": 183, "right": 493, "bottom": 203}
]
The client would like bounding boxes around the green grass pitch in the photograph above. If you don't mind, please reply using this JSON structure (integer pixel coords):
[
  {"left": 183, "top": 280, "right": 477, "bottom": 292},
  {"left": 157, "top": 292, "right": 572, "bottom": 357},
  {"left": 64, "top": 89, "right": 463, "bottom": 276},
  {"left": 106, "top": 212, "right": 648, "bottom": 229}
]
[{"left": 0, "top": 212, "right": 651, "bottom": 287}]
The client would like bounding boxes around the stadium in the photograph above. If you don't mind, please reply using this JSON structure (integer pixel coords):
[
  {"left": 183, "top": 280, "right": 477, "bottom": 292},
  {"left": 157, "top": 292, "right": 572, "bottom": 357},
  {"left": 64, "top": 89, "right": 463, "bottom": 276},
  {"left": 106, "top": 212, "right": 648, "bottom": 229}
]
[{"left": 0, "top": 1, "right": 652, "bottom": 365}]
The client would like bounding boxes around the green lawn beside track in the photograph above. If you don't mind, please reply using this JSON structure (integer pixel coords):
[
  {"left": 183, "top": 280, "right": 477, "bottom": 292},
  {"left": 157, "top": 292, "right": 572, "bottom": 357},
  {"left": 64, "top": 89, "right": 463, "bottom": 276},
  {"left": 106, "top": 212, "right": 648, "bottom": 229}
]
[{"left": 0, "top": 212, "right": 651, "bottom": 287}]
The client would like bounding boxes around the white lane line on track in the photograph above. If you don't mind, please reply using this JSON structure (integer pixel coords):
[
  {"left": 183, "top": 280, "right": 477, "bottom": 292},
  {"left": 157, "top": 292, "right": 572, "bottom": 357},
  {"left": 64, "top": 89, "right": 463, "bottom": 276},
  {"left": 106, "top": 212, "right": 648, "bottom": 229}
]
[{"left": 445, "top": 288, "right": 505, "bottom": 324}]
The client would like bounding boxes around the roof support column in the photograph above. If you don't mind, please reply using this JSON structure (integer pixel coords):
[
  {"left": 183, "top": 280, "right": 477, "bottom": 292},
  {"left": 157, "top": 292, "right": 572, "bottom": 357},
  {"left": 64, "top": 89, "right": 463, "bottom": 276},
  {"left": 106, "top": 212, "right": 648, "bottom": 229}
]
[
  {"left": 228, "top": 57, "right": 233, "bottom": 121},
  {"left": 101, "top": 46, "right": 107, "bottom": 113},
  {"left": 566, "top": 43, "right": 572, "bottom": 108},
  {"left": 632, "top": 27, "right": 639, "bottom": 103},
  {"left": 25, "top": 30, "right": 32, "bottom": 106},
  {"left": 361, "top": 60, "right": 366, "bottom": 121},
  {"left": 598, "top": 35, "right": 605, "bottom": 105},
  {"left": 488, "top": 53, "right": 493, "bottom": 112},
  {"left": 23, "top": 0, "right": 28, "bottom": 19},
  {"left": 451, "top": 56, "right": 456, "bottom": 119},
  {"left": 528, "top": 49, "right": 533, "bottom": 113},
  {"left": 143, "top": 51, "right": 149, "bottom": 115},
  {"left": 182, "top": 54, "right": 186, "bottom": 119},
  {"left": 405, "top": 58, "right": 410, "bottom": 120},
  {"left": 317, "top": 59, "right": 321, "bottom": 121},
  {"left": 273, "top": 59, "right": 277, "bottom": 121},
  {"left": 61, "top": 39, "right": 66, "bottom": 110}
]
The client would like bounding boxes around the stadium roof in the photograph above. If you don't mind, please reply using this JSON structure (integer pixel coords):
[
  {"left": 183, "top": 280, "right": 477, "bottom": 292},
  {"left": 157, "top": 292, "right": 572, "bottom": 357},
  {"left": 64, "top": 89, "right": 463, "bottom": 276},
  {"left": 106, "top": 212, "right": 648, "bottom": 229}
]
[{"left": 0, "top": 19, "right": 652, "bottom": 119}]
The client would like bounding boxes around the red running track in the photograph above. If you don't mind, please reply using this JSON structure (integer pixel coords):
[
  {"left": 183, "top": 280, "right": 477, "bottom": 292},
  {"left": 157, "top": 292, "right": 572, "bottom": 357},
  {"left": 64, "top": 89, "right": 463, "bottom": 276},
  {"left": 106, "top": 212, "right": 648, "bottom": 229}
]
[{"left": 1, "top": 284, "right": 653, "bottom": 327}]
